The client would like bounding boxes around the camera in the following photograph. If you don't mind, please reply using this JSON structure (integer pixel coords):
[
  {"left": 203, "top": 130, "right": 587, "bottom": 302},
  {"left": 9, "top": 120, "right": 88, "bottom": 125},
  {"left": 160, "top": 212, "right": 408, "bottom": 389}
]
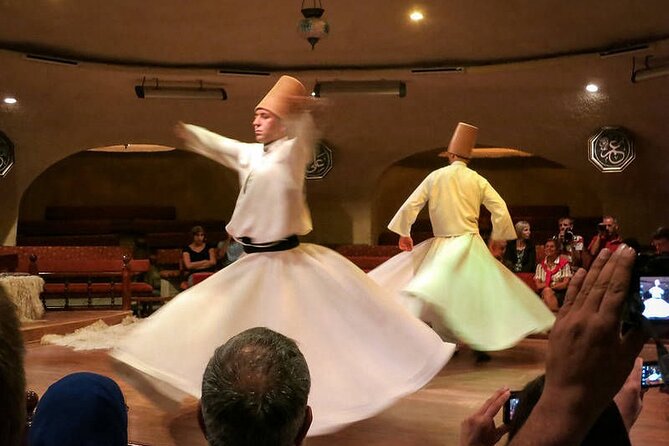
[
  {"left": 563, "top": 229, "right": 574, "bottom": 244},
  {"left": 641, "top": 360, "right": 664, "bottom": 388},
  {"left": 625, "top": 253, "right": 669, "bottom": 326},
  {"left": 597, "top": 222, "right": 607, "bottom": 232},
  {"left": 503, "top": 390, "right": 522, "bottom": 424}
]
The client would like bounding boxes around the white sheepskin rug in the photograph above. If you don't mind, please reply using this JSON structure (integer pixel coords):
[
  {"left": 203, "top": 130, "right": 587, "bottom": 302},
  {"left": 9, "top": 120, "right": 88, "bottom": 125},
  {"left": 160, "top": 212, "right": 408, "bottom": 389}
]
[{"left": 41, "top": 316, "right": 140, "bottom": 351}]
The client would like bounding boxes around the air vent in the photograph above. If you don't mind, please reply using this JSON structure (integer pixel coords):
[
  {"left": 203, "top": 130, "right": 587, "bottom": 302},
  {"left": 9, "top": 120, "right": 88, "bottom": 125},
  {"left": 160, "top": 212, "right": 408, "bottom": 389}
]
[
  {"left": 218, "top": 69, "right": 270, "bottom": 77},
  {"left": 24, "top": 54, "right": 79, "bottom": 66},
  {"left": 411, "top": 66, "right": 464, "bottom": 74}
]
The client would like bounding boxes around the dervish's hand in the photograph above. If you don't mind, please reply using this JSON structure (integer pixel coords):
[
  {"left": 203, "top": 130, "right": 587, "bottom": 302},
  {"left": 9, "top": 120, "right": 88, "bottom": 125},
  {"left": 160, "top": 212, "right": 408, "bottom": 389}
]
[
  {"left": 459, "top": 386, "right": 511, "bottom": 446},
  {"left": 399, "top": 236, "right": 414, "bottom": 252},
  {"left": 174, "top": 121, "right": 190, "bottom": 142}
]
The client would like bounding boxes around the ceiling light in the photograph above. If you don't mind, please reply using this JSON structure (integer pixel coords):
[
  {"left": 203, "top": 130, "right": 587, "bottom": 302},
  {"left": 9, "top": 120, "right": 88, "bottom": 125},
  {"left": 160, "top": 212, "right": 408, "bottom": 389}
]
[
  {"left": 313, "top": 80, "right": 406, "bottom": 97},
  {"left": 409, "top": 11, "right": 424, "bottom": 21},
  {"left": 134, "top": 79, "right": 227, "bottom": 100},
  {"left": 585, "top": 84, "right": 599, "bottom": 93},
  {"left": 3, "top": 97, "right": 17, "bottom": 105}
]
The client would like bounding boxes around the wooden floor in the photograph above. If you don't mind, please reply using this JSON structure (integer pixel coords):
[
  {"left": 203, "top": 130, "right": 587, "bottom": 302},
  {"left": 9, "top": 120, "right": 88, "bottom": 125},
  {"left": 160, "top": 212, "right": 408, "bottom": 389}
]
[{"left": 24, "top": 313, "right": 669, "bottom": 446}]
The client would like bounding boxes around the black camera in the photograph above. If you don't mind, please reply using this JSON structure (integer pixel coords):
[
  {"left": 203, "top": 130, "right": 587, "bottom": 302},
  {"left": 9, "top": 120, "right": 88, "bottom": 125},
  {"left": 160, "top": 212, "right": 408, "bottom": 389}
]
[{"left": 563, "top": 230, "right": 574, "bottom": 244}]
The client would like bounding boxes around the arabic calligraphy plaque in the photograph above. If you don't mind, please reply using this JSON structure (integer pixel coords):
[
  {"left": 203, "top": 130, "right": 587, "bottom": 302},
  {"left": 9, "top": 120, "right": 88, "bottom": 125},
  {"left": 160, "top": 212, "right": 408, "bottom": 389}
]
[
  {"left": 588, "top": 127, "right": 635, "bottom": 173},
  {"left": 306, "top": 141, "right": 333, "bottom": 180},
  {"left": 0, "top": 131, "right": 14, "bottom": 177}
]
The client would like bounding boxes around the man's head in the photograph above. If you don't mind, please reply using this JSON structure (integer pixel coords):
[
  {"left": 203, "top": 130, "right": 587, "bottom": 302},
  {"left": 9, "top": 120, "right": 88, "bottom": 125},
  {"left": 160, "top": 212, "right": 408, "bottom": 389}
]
[
  {"left": 601, "top": 216, "right": 619, "bottom": 237},
  {"left": 201, "top": 327, "right": 312, "bottom": 446},
  {"left": 651, "top": 227, "right": 669, "bottom": 255},
  {"left": 252, "top": 108, "right": 287, "bottom": 144},
  {"left": 558, "top": 217, "right": 574, "bottom": 234},
  {"left": 253, "top": 76, "right": 306, "bottom": 144},
  {"left": 0, "top": 288, "right": 26, "bottom": 446},
  {"left": 440, "top": 122, "right": 477, "bottom": 164}
]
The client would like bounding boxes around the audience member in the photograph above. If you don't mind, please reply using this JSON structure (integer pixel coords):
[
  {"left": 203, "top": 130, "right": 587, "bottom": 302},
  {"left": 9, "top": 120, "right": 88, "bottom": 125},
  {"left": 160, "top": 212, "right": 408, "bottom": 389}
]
[
  {"left": 651, "top": 226, "right": 669, "bottom": 255},
  {"left": 201, "top": 327, "right": 312, "bottom": 446},
  {"left": 588, "top": 215, "right": 623, "bottom": 259},
  {"left": 533, "top": 239, "right": 572, "bottom": 311},
  {"left": 459, "top": 386, "right": 511, "bottom": 446},
  {"left": 30, "top": 372, "right": 128, "bottom": 446},
  {"left": 507, "top": 358, "right": 644, "bottom": 445},
  {"left": 504, "top": 221, "right": 536, "bottom": 273},
  {"left": 182, "top": 225, "right": 217, "bottom": 285},
  {"left": 508, "top": 245, "right": 647, "bottom": 445},
  {"left": 554, "top": 216, "right": 584, "bottom": 273},
  {"left": 216, "top": 233, "right": 244, "bottom": 269},
  {"left": 0, "top": 288, "right": 26, "bottom": 446}
]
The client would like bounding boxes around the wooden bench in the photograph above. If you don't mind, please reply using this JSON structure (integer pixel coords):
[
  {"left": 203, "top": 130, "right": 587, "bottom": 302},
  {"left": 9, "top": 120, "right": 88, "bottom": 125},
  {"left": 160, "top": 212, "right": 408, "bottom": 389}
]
[{"left": 0, "top": 246, "right": 154, "bottom": 311}]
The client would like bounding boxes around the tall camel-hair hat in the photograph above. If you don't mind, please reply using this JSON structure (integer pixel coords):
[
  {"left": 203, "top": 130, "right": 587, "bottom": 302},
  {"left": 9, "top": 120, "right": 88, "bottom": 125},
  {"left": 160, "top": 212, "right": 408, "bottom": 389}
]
[
  {"left": 438, "top": 122, "right": 478, "bottom": 159},
  {"left": 255, "top": 75, "right": 307, "bottom": 119}
]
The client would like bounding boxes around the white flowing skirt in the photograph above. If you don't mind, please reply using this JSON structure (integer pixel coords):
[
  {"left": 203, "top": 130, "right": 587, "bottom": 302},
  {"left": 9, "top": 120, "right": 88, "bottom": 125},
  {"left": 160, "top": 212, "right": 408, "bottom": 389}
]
[
  {"left": 111, "top": 243, "right": 454, "bottom": 436},
  {"left": 369, "top": 235, "right": 555, "bottom": 351}
]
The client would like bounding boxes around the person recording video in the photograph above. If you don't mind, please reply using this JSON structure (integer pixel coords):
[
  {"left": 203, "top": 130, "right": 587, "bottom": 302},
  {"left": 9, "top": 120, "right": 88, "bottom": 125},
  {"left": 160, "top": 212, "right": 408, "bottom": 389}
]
[
  {"left": 554, "top": 217, "right": 583, "bottom": 273},
  {"left": 588, "top": 216, "right": 623, "bottom": 260}
]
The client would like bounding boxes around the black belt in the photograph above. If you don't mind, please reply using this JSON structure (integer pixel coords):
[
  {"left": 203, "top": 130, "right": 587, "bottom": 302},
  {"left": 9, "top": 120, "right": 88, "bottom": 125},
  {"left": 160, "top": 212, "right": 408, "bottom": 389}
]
[{"left": 239, "top": 235, "right": 300, "bottom": 254}]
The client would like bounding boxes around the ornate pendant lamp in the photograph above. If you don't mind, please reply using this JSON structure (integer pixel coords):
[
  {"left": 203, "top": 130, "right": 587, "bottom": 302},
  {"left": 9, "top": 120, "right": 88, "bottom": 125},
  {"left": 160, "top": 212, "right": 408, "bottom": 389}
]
[{"left": 298, "top": 0, "right": 329, "bottom": 49}]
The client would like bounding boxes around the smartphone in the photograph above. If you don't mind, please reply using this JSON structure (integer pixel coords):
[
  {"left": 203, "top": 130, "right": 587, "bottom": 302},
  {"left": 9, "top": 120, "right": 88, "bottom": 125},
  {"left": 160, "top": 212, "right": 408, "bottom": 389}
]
[
  {"left": 503, "top": 390, "right": 522, "bottom": 424},
  {"left": 641, "top": 360, "right": 664, "bottom": 388}
]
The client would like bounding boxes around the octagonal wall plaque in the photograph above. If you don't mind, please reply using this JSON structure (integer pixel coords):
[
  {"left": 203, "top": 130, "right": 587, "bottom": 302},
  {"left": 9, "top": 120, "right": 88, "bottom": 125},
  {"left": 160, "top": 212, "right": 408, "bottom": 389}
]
[
  {"left": 306, "top": 141, "right": 333, "bottom": 180},
  {"left": 588, "top": 126, "right": 635, "bottom": 173},
  {"left": 0, "top": 131, "right": 15, "bottom": 177}
]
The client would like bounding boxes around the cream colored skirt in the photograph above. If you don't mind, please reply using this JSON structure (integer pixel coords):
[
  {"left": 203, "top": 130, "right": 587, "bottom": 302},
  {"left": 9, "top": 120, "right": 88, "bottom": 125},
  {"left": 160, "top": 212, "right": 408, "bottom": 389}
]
[
  {"left": 369, "top": 235, "right": 555, "bottom": 351},
  {"left": 111, "top": 243, "right": 454, "bottom": 436}
]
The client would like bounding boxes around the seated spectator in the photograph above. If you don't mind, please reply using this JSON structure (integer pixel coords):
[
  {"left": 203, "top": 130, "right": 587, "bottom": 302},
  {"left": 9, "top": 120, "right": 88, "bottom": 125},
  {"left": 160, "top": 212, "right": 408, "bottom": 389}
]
[
  {"left": 553, "top": 216, "right": 584, "bottom": 273},
  {"left": 183, "top": 225, "right": 217, "bottom": 285},
  {"left": 588, "top": 215, "right": 623, "bottom": 260},
  {"left": 504, "top": 221, "right": 536, "bottom": 273},
  {"left": 217, "top": 233, "right": 244, "bottom": 269},
  {"left": 30, "top": 372, "right": 128, "bottom": 446},
  {"left": 201, "top": 327, "right": 312, "bottom": 446},
  {"left": 651, "top": 226, "right": 669, "bottom": 255},
  {"left": 533, "top": 239, "right": 572, "bottom": 311},
  {"left": 0, "top": 288, "right": 26, "bottom": 446}
]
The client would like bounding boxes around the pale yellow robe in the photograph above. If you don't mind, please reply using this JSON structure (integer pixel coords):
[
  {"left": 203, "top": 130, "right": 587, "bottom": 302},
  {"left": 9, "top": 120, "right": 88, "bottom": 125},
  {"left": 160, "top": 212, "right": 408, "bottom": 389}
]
[{"left": 371, "top": 161, "right": 555, "bottom": 351}]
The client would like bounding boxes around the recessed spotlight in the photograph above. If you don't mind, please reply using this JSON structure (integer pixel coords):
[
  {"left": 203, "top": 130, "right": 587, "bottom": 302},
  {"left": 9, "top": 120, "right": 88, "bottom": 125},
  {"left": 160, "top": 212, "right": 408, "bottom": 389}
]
[
  {"left": 3, "top": 97, "right": 17, "bottom": 105},
  {"left": 409, "top": 10, "right": 424, "bottom": 22},
  {"left": 585, "top": 83, "right": 599, "bottom": 93}
]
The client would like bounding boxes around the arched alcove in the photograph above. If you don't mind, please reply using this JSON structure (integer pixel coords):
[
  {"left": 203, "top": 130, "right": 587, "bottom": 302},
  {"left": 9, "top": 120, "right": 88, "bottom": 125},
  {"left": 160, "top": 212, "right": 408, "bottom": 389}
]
[{"left": 19, "top": 148, "right": 239, "bottom": 222}]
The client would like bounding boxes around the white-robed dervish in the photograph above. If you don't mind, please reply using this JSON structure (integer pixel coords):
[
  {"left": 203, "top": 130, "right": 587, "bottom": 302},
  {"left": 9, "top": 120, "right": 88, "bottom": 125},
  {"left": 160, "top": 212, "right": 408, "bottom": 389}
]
[
  {"left": 110, "top": 76, "right": 455, "bottom": 436},
  {"left": 369, "top": 123, "right": 554, "bottom": 354}
]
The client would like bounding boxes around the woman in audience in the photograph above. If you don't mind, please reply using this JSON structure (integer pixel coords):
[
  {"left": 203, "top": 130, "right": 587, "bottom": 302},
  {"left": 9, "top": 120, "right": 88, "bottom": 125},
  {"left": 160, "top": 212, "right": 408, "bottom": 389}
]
[
  {"left": 182, "top": 225, "right": 217, "bottom": 285},
  {"left": 504, "top": 221, "right": 535, "bottom": 273},
  {"left": 30, "top": 372, "right": 128, "bottom": 446},
  {"left": 533, "top": 239, "right": 571, "bottom": 310}
]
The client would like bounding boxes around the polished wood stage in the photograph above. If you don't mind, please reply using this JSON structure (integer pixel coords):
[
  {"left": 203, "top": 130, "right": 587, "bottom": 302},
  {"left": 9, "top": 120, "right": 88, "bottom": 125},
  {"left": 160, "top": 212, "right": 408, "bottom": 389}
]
[{"left": 23, "top": 311, "right": 669, "bottom": 445}]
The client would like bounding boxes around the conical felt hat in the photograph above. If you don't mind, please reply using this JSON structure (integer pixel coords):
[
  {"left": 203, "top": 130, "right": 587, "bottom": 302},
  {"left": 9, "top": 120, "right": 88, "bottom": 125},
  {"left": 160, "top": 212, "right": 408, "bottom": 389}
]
[{"left": 255, "top": 75, "right": 307, "bottom": 119}]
